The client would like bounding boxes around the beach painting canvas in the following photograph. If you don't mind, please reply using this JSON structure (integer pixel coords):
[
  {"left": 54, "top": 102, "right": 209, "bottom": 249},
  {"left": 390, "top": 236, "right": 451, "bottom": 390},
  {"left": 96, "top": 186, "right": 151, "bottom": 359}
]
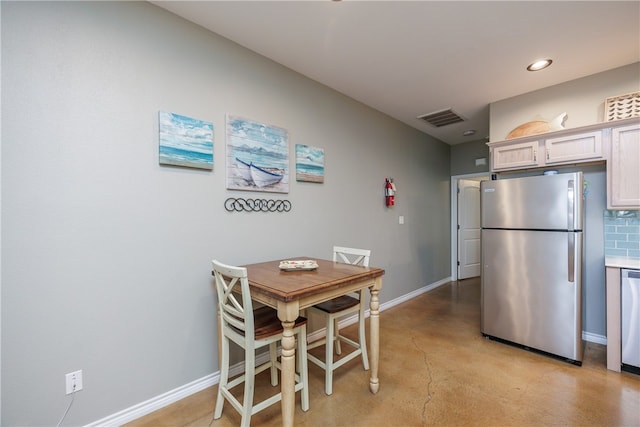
[
  {"left": 226, "top": 115, "right": 289, "bottom": 193},
  {"left": 295, "top": 144, "right": 325, "bottom": 183},
  {"left": 159, "top": 111, "right": 213, "bottom": 170}
]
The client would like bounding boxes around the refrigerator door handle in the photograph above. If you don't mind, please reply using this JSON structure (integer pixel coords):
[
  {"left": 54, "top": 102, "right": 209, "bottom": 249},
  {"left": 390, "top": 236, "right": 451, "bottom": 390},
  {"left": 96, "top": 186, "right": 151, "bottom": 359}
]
[
  {"left": 568, "top": 233, "right": 575, "bottom": 283},
  {"left": 567, "top": 179, "right": 574, "bottom": 231}
]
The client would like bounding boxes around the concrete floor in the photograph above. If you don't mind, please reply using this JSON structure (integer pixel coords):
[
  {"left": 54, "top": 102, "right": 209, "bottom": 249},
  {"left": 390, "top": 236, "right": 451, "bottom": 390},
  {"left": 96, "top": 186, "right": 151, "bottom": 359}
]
[{"left": 126, "top": 278, "right": 640, "bottom": 426}]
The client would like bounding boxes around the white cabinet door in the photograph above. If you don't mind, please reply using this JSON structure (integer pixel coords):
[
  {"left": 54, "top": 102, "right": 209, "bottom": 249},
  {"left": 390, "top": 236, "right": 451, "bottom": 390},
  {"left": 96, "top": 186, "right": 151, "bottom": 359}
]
[
  {"left": 491, "top": 140, "right": 541, "bottom": 171},
  {"left": 608, "top": 123, "right": 640, "bottom": 209},
  {"left": 545, "top": 130, "right": 603, "bottom": 165}
]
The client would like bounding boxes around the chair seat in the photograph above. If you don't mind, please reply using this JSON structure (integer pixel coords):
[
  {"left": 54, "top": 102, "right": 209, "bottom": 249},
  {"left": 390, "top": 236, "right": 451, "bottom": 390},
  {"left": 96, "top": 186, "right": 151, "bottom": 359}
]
[
  {"left": 253, "top": 306, "right": 307, "bottom": 340},
  {"left": 312, "top": 295, "right": 360, "bottom": 314}
]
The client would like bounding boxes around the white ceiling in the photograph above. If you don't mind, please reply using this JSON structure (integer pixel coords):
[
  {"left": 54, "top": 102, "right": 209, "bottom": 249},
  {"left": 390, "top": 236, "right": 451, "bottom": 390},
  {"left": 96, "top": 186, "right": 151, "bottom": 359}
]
[{"left": 151, "top": 1, "right": 640, "bottom": 145}]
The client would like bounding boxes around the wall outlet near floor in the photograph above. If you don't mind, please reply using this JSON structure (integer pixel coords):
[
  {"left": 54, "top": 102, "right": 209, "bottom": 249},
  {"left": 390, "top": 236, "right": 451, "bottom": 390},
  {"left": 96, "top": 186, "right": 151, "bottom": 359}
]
[
  {"left": 399, "top": 215, "right": 405, "bottom": 225},
  {"left": 65, "top": 370, "right": 83, "bottom": 394}
]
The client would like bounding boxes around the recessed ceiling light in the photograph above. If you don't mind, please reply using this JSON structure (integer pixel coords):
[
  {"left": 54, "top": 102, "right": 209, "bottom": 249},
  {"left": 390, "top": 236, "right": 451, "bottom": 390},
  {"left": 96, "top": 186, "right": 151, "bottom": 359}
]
[
  {"left": 527, "top": 59, "right": 553, "bottom": 72},
  {"left": 463, "top": 129, "right": 476, "bottom": 136}
]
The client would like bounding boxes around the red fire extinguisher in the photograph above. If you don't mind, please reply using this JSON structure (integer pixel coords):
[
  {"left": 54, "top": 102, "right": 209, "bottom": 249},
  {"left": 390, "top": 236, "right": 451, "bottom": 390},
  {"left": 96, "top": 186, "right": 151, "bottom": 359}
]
[{"left": 385, "top": 178, "right": 396, "bottom": 207}]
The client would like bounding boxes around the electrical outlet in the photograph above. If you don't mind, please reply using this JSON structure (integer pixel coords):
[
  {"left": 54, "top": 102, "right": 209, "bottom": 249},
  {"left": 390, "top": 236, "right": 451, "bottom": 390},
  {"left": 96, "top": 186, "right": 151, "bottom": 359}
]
[{"left": 65, "top": 370, "right": 83, "bottom": 394}]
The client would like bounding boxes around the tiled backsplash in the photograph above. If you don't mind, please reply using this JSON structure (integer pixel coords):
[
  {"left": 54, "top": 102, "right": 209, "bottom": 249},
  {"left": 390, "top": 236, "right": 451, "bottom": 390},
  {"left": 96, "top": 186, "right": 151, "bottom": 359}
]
[{"left": 604, "top": 210, "right": 640, "bottom": 259}]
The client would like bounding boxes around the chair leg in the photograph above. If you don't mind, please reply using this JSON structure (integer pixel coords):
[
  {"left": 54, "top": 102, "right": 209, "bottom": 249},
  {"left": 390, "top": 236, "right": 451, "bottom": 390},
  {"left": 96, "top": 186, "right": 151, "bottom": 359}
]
[
  {"left": 240, "top": 348, "right": 256, "bottom": 427},
  {"left": 334, "top": 317, "right": 342, "bottom": 355},
  {"left": 214, "top": 336, "right": 229, "bottom": 419},
  {"left": 269, "top": 342, "right": 278, "bottom": 386},
  {"left": 298, "top": 325, "right": 310, "bottom": 411},
  {"left": 325, "top": 315, "right": 335, "bottom": 395}
]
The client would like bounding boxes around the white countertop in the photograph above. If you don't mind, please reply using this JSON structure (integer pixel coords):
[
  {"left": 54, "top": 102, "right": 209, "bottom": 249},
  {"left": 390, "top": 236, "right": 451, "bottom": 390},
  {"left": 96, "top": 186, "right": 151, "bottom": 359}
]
[{"left": 605, "top": 256, "right": 640, "bottom": 270}]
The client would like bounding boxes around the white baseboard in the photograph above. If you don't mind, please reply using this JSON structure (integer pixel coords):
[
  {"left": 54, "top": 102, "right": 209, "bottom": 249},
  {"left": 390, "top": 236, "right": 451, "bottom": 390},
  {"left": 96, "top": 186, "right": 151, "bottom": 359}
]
[
  {"left": 88, "top": 277, "right": 452, "bottom": 426},
  {"left": 306, "top": 276, "right": 452, "bottom": 343},
  {"left": 583, "top": 331, "right": 606, "bottom": 345},
  {"left": 86, "top": 374, "right": 218, "bottom": 427},
  {"left": 86, "top": 355, "right": 268, "bottom": 427},
  {"left": 380, "top": 276, "right": 452, "bottom": 311},
  {"left": 97, "top": 276, "right": 616, "bottom": 426}
]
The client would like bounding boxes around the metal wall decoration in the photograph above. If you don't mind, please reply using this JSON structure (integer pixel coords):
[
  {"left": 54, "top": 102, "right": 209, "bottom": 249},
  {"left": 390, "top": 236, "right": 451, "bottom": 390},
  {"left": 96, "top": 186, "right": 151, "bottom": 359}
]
[{"left": 224, "top": 198, "right": 292, "bottom": 213}]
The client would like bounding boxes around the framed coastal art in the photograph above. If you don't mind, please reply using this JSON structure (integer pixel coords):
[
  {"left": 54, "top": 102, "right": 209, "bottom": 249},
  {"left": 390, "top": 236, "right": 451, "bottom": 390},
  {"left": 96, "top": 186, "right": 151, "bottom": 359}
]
[
  {"left": 226, "top": 115, "right": 289, "bottom": 193},
  {"left": 295, "top": 144, "right": 325, "bottom": 183},
  {"left": 158, "top": 111, "right": 213, "bottom": 170}
]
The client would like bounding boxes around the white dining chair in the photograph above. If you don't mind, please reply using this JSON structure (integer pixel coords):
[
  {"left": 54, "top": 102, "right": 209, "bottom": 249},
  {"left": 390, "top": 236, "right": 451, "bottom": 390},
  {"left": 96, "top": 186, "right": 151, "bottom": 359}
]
[
  {"left": 212, "top": 259, "right": 309, "bottom": 426},
  {"left": 306, "top": 246, "right": 370, "bottom": 395}
]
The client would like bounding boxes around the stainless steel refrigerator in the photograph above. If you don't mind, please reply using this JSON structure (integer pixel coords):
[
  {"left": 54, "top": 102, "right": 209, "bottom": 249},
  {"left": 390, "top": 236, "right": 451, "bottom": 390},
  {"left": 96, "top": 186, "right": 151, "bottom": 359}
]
[{"left": 481, "top": 172, "right": 584, "bottom": 364}]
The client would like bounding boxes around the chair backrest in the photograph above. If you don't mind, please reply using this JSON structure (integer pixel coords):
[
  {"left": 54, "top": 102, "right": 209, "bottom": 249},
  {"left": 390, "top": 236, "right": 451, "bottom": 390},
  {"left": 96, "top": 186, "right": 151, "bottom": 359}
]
[
  {"left": 211, "top": 259, "right": 255, "bottom": 342},
  {"left": 332, "top": 246, "right": 371, "bottom": 267}
]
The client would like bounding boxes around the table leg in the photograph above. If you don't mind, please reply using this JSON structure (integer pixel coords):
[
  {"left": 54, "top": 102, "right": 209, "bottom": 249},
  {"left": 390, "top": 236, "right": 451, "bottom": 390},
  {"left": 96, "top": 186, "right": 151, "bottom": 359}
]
[
  {"left": 369, "top": 284, "right": 381, "bottom": 394},
  {"left": 278, "top": 302, "right": 300, "bottom": 427}
]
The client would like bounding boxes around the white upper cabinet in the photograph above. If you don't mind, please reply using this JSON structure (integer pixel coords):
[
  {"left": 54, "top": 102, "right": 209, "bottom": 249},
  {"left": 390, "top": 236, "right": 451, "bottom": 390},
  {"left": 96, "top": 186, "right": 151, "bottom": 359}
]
[
  {"left": 491, "top": 140, "right": 542, "bottom": 171},
  {"left": 544, "top": 130, "right": 603, "bottom": 165},
  {"left": 487, "top": 117, "right": 639, "bottom": 209},
  {"left": 487, "top": 118, "right": 640, "bottom": 173},
  {"left": 488, "top": 129, "right": 605, "bottom": 172},
  {"left": 608, "top": 123, "right": 640, "bottom": 209}
]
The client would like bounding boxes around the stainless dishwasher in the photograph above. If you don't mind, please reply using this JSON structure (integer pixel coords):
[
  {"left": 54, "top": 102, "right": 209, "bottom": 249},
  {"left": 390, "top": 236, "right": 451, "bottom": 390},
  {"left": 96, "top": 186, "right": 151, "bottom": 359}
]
[{"left": 622, "top": 268, "right": 640, "bottom": 374}]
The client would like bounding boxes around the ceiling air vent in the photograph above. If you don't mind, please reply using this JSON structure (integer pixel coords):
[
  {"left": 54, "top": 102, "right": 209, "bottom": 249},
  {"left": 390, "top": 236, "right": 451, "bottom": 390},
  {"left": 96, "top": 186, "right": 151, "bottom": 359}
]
[{"left": 417, "top": 108, "right": 465, "bottom": 127}]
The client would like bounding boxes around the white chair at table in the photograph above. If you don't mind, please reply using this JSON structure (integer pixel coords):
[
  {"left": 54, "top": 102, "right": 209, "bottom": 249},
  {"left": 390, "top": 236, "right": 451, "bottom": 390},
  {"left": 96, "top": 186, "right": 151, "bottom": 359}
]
[
  {"left": 211, "top": 259, "right": 309, "bottom": 426},
  {"left": 306, "top": 246, "right": 370, "bottom": 395}
]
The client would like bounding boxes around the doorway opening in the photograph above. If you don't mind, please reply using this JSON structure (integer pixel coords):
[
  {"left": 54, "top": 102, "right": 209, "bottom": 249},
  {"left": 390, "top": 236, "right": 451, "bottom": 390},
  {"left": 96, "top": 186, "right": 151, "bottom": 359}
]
[{"left": 450, "top": 173, "right": 490, "bottom": 280}]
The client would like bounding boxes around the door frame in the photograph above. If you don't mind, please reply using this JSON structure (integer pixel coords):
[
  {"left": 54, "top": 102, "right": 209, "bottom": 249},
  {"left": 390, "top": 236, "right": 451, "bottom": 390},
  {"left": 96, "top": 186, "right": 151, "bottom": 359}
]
[{"left": 450, "top": 172, "right": 490, "bottom": 280}]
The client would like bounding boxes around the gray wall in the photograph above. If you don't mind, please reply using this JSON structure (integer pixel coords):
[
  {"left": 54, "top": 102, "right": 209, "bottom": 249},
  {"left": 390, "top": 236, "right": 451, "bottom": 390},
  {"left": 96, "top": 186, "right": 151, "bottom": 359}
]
[
  {"left": 1, "top": 2, "right": 451, "bottom": 425},
  {"left": 450, "top": 139, "right": 490, "bottom": 176}
]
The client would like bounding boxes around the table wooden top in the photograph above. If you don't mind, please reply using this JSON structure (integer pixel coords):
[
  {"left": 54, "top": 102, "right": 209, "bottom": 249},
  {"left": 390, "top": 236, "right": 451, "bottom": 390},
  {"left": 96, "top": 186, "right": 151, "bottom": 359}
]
[{"left": 242, "top": 257, "right": 385, "bottom": 302}]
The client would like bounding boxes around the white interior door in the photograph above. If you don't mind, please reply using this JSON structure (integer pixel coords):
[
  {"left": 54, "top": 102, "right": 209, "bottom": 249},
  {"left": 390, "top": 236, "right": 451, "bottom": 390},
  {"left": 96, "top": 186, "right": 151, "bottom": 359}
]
[{"left": 457, "top": 179, "right": 481, "bottom": 279}]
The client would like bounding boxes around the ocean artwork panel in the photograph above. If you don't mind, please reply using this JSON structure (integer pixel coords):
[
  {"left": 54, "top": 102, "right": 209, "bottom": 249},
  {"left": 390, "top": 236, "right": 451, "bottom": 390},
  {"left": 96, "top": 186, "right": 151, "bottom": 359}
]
[
  {"left": 295, "top": 144, "right": 324, "bottom": 183},
  {"left": 226, "top": 115, "right": 289, "bottom": 193},
  {"left": 159, "top": 111, "right": 213, "bottom": 170}
]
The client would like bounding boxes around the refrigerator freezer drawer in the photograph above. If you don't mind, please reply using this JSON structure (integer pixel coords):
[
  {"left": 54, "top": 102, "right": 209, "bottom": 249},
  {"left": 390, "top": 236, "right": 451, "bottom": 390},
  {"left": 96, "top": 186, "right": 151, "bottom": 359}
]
[
  {"left": 481, "top": 172, "right": 583, "bottom": 231},
  {"left": 481, "top": 229, "right": 583, "bottom": 362}
]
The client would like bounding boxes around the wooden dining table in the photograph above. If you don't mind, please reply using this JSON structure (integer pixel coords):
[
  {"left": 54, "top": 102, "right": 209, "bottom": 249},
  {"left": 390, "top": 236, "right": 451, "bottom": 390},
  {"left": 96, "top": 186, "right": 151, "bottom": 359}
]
[{"left": 242, "top": 257, "right": 385, "bottom": 427}]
